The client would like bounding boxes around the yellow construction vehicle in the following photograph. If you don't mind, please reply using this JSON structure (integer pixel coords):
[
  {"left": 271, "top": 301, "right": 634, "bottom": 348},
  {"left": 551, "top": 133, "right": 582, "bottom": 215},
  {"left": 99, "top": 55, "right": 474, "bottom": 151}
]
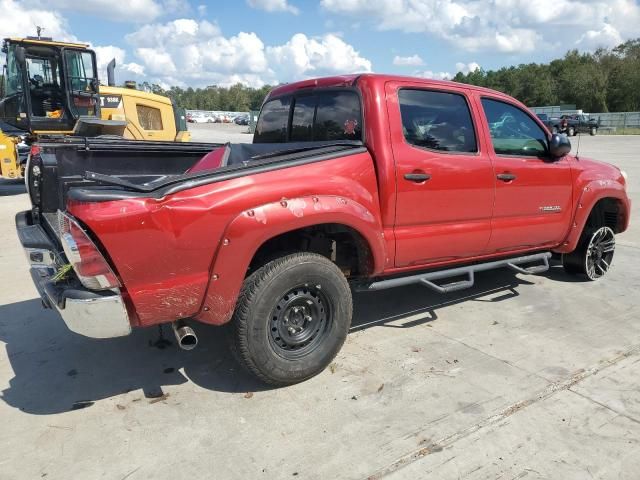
[{"left": 0, "top": 33, "right": 190, "bottom": 179}]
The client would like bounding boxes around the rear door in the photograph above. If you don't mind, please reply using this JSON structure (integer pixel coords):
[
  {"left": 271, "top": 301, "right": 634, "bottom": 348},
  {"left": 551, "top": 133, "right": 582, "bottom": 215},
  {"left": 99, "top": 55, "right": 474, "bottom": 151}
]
[
  {"left": 387, "top": 82, "right": 495, "bottom": 267},
  {"left": 477, "top": 96, "right": 573, "bottom": 253}
]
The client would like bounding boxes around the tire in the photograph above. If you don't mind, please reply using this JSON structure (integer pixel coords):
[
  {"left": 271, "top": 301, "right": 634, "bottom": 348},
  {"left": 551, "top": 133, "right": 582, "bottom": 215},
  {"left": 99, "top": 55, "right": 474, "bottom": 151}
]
[
  {"left": 568, "top": 126, "right": 576, "bottom": 136},
  {"left": 590, "top": 126, "right": 597, "bottom": 136},
  {"left": 229, "top": 252, "right": 352, "bottom": 386},
  {"left": 551, "top": 126, "right": 558, "bottom": 134},
  {"left": 562, "top": 226, "right": 615, "bottom": 280}
]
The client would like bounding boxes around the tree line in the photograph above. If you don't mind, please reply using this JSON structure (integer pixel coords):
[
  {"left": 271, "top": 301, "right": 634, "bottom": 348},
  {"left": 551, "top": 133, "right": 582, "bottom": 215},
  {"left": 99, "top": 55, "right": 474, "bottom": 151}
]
[
  {"left": 2, "top": 38, "right": 638, "bottom": 114},
  {"left": 452, "top": 39, "right": 640, "bottom": 113},
  {"left": 140, "top": 82, "right": 272, "bottom": 113}
]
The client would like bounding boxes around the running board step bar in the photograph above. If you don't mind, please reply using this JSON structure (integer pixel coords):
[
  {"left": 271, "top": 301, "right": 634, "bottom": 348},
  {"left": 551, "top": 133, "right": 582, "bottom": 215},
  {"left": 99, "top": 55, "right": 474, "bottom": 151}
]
[{"left": 359, "top": 252, "right": 551, "bottom": 293}]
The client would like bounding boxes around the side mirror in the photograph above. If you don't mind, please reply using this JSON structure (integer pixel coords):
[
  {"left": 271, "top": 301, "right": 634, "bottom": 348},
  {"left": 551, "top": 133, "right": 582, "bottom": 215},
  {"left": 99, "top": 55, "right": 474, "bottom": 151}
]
[
  {"left": 15, "top": 46, "right": 26, "bottom": 67},
  {"left": 549, "top": 133, "right": 571, "bottom": 159}
]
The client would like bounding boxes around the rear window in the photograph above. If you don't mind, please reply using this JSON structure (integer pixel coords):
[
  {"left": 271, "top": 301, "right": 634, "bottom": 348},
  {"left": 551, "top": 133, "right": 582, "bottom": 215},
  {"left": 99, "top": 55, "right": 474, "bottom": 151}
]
[
  {"left": 255, "top": 97, "right": 291, "bottom": 142},
  {"left": 254, "top": 90, "right": 362, "bottom": 143}
]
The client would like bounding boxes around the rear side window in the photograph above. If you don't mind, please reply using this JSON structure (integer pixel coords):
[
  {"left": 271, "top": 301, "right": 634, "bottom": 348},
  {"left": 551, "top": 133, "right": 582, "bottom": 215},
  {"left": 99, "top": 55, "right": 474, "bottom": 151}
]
[
  {"left": 481, "top": 98, "right": 548, "bottom": 157},
  {"left": 255, "top": 90, "right": 362, "bottom": 143},
  {"left": 136, "top": 105, "right": 163, "bottom": 130},
  {"left": 255, "top": 97, "right": 291, "bottom": 142},
  {"left": 398, "top": 89, "right": 477, "bottom": 153}
]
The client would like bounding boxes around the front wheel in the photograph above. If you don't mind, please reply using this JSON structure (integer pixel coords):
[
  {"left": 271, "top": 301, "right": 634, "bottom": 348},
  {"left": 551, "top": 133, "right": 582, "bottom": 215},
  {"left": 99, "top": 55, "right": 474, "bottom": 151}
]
[
  {"left": 590, "top": 126, "right": 597, "bottom": 136},
  {"left": 568, "top": 126, "right": 576, "bottom": 136},
  {"left": 562, "top": 226, "right": 616, "bottom": 280},
  {"left": 229, "top": 252, "right": 353, "bottom": 386}
]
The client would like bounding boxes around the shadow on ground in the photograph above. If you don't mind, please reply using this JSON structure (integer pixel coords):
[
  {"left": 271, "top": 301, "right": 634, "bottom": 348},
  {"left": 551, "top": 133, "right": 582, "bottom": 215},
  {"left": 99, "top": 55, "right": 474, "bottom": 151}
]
[
  {"left": 0, "top": 267, "right": 550, "bottom": 415},
  {"left": 0, "top": 179, "right": 26, "bottom": 196}
]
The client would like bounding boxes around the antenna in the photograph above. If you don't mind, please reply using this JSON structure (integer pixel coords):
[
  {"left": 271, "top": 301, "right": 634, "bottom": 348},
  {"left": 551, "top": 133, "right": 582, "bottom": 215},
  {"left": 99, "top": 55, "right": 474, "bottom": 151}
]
[{"left": 575, "top": 130, "right": 581, "bottom": 160}]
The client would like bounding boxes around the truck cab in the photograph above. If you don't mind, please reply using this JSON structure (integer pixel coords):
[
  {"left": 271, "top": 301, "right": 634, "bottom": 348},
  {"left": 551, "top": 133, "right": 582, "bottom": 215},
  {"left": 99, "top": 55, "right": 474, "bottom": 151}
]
[{"left": 0, "top": 37, "right": 101, "bottom": 134}]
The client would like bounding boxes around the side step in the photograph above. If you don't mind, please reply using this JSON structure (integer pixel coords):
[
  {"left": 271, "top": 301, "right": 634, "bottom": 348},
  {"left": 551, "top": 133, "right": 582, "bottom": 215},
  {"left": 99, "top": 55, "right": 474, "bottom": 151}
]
[{"left": 359, "top": 252, "right": 551, "bottom": 293}]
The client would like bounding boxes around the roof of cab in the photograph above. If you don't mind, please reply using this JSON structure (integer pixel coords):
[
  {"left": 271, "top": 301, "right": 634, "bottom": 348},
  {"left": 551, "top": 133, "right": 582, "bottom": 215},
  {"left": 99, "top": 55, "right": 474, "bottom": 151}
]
[
  {"left": 266, "top": 73, "right": 513, "bottom": 102},
  {"left": 5, "top": 37, "right": 90, "bottom": 49}
]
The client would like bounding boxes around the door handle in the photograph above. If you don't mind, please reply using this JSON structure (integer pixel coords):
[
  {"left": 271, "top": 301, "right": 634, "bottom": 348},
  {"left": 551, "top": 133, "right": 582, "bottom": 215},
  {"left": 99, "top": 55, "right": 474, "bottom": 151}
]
[
  {"left": 497, "top": 172, "right": 517, "bottom": 182},
  {"left": 404, "top": 172, "right": 431, "bottom": 183}
]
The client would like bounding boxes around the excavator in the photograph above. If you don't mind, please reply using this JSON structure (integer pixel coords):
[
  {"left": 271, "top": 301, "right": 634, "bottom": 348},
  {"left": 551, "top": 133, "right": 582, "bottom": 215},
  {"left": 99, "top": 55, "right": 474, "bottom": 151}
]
[{"left": 0, "top": 31, "right": 190, "bottom": 179}]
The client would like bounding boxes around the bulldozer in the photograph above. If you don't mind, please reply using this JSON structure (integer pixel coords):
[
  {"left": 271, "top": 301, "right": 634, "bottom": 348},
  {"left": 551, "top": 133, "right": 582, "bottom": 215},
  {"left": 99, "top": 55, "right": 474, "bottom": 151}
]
[{"left": 0, "top": 33, "right": 190, "bottom": 179}]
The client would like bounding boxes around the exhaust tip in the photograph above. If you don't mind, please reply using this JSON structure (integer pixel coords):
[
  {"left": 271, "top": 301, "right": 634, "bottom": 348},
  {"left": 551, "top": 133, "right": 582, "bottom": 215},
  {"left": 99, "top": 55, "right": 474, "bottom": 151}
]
[{"left": 172, "top": 321, "right": 198, "bottom": 351}]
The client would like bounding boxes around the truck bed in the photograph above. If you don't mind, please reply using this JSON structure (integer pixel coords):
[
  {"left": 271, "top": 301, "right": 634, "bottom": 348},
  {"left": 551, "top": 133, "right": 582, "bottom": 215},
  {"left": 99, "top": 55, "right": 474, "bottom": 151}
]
[{"left": 28, "top": 136, "right": 365, "bottom": 213}]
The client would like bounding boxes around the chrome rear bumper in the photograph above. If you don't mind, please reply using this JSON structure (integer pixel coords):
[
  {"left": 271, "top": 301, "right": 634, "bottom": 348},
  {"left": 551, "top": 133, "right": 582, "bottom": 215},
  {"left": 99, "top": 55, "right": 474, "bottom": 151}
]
[{"left": 17, "top": 211, "right": 132, "bottom": 338}]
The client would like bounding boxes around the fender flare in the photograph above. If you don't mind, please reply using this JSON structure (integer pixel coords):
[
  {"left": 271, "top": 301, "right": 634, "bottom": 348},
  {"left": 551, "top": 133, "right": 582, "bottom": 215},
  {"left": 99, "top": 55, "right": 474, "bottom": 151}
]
[
  {"left": 555, "top": 180, "right": 630, "bottom": 254},
  {"left": 194, "top": 195, "right": 387, "bottom": 325}
]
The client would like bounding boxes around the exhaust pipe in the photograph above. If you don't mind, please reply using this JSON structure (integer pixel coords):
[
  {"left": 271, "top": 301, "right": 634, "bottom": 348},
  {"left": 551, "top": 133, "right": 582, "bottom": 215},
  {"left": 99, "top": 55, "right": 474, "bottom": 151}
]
[
  {"left": 106, "top": 58, "right": 116, "bottom": 87},
  {"left": 172, "top": 320, "right": 198, "bottom": 350}
]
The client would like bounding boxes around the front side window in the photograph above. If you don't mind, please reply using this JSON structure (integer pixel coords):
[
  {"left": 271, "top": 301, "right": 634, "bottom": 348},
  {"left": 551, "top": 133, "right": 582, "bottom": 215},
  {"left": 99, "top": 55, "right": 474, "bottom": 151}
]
[
  {"left": 398, "top": 89, "right": 477, "bottom": 153},
  {"left": 137, "top": 104, "right": 163, "bottom": 130},
  {"left": 481, "top": 98, "right": 548, "bottom": 157},
  {"left": 254, "top": 96, "right": 291, "bottom": 143}
]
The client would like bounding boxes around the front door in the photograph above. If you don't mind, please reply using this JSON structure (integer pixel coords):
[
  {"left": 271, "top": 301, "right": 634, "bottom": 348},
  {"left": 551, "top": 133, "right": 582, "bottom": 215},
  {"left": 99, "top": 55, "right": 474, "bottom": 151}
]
[
  {"left": 388, "top": 83, "right": 495, "bottom": 268},
  {"left": 477, "top": 96, "right": 573, "bottom": 253}
]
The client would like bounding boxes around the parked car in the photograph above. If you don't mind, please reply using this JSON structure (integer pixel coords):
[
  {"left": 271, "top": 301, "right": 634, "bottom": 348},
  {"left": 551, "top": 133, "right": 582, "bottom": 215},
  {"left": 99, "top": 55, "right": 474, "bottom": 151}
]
[
  {"left": 542, "top": 114, "right": 599, "bottom": 136},
  {"left": 234, "top": 114, "right": 249, "bottom": 125},
  {"left": 17, "top": 74, "right": 630, "bottom": 386}
]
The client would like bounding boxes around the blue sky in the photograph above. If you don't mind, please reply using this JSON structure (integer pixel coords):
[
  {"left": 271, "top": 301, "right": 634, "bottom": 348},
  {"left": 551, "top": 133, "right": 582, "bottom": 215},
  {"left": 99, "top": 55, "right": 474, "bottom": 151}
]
[{"left": 3, "top": 0, "right": 640, "bottom": 88}]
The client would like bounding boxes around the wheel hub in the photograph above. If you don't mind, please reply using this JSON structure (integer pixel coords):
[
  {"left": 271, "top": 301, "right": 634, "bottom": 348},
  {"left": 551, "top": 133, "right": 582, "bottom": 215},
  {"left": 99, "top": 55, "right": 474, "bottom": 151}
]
[{"left": 269, "top": 286, "right": 331, "bottom": 359}]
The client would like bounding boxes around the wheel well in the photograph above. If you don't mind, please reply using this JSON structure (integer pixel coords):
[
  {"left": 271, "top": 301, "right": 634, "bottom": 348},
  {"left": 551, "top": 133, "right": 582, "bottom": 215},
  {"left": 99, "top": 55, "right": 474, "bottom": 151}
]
[
  {"left": 249, "top": 223, "right": 374, "bottom": 278},
  {"left": 587, "top": 198, "right": 624, "bottom": 233}
]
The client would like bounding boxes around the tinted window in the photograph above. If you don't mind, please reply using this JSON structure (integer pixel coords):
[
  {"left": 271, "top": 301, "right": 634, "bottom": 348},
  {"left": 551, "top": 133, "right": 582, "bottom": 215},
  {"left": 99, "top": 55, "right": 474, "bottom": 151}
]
[
  {"left": 254, "top": 97, "right": 291, "bottom": 142},
  {"left": 398, "top": 89, "right": 477, "bottom": 153},
  {"left": 254, "top": 90, "right": 362, "bottom": 143},
  {"left": 290, "top": 95, "right": 315, "bottom": 141},
  {"left": 481, "top": 98, "right": 548, "bottom": 157},
  {"left": 314, "top": 91, "right": 362, "bottom": 141}
]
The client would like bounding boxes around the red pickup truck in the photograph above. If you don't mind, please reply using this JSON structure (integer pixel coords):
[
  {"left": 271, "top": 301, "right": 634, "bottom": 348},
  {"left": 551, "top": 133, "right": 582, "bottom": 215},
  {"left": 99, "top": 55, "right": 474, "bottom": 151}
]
[{"left": 16, "top": 74, "right": 630, "bottom": 385}]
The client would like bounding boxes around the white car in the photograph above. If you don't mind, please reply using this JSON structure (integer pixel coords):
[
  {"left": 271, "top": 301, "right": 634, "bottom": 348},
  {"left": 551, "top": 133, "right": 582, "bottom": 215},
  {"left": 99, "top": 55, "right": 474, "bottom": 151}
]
[{"left": 190, "top": 114, "right": 219, "bottom": 123}]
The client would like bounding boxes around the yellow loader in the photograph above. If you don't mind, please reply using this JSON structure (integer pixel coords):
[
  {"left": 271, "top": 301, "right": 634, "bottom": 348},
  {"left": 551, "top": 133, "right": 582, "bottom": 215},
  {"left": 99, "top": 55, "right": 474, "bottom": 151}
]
[{"left": 0, "top": 34, "right": 190, "bottom": 179}]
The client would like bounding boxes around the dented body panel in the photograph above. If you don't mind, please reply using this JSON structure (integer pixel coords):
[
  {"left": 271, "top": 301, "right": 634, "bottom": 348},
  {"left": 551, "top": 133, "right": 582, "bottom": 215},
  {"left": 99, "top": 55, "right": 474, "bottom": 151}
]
[{"left": 22, "top": 74, "right": 631, "bottom": 333}]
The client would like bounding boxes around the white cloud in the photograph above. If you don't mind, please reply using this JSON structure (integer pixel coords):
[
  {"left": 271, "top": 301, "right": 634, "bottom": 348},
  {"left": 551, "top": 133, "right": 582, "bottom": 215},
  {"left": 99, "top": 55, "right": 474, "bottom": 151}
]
[
  {"left": 23, "top": 0, "right": 162, "bottom": 23},
  {"left": 320, "top": 0, "right": 640, "bottom": 54},
  {"left": 267, "top": 33, "right": 372, "bottom": 79},
  {"left": 0, "top": 0, "right": 75, "bottom": 41},
  {"left": 93, "top": 45, "right": 145, "bottom": 83},
  {"left": 414, "top": 70, "right": 452, "bottom": 81},
  {"left": 576, "top": 24, "right": 624, "bottom": 50},
  {"left": 246, "top": 0, "right": 299, "bottom": 14},
  {"left": 393, "top": 54, "right": 424, "bottom": 66},
  {"left": 123, "top": 20, "right": 371, "bottom": 87},
  {"left": 455, "top": 61, "right": 481, "bottom": 74}
]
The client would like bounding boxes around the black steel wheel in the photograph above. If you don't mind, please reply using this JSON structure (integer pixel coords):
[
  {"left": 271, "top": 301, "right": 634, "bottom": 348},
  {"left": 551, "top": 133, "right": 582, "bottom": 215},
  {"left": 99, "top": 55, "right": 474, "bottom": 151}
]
[
  {"left": 229, "top": 252, "right": 352, "bottom": 386},
  {"left": 268, "top": 285, "right": 331, "bottom": 359},
  {"left": 562, "top": 226, "right": 615, "bottom": 280}
]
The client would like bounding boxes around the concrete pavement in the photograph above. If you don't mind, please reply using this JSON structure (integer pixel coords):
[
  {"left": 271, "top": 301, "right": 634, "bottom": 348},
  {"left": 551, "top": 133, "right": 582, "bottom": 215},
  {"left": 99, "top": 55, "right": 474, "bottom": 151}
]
[{"left": 0, "top": 135, "right": 638, "bottom": 479}]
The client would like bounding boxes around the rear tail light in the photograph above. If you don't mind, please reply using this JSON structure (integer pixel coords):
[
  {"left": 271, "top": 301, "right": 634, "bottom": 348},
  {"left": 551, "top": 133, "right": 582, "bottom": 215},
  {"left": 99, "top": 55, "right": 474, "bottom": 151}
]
[{"left": 58, "top": 211, "right": 120, "bottom": 290}]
